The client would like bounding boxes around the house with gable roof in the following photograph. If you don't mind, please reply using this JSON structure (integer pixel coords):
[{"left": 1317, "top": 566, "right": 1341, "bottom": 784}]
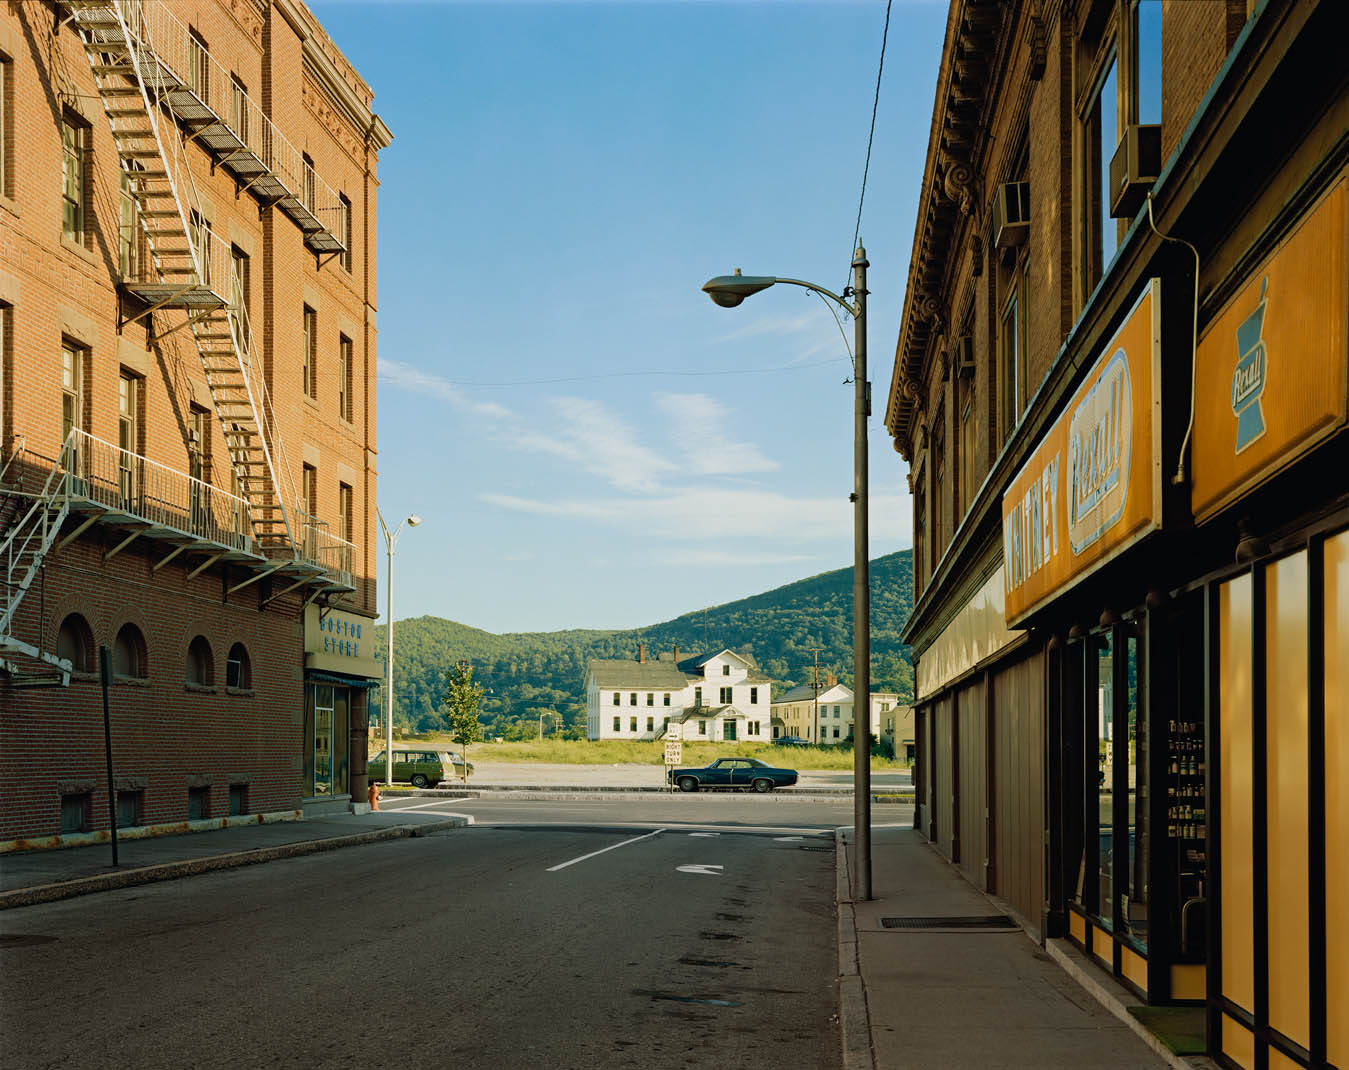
[{"left": 584, "top": 645, "right": 774, "bottom": 743}]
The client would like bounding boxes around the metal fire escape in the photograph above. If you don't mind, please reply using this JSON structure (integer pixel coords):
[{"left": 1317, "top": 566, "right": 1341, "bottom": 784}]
[{"left": 64, "top": 0, "right": 300, "bottom": 558}]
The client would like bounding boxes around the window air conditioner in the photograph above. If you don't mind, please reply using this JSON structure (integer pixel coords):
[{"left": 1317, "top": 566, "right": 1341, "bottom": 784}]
[
  {"left": 1109, "top": 124, "right": 1161, "bottom": 219},
  {"left": 957, "top": 334, "right": 976, "bottom": 378},
  {"left": 993, "top": 182, "right": 1029, "bottom": 249}
]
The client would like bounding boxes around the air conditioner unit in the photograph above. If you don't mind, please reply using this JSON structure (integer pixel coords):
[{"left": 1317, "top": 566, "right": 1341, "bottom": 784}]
[
  {"left": 1109, "top": 124, "right": 1161, "bottom": 219},
  {"left": 993, "top": 182, "right": 1029, "bottom": 249},
  {"left": 956, "top": 334, "right": 976, "bottom": 377}
]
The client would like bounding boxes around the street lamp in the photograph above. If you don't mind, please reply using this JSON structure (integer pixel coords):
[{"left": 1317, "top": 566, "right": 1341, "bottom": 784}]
[
  {"left": 701, "top": 246, "right": 873, "bottom": 901},
  {"left": 377, "top": 509, "right": 421, "bottom": 788}
]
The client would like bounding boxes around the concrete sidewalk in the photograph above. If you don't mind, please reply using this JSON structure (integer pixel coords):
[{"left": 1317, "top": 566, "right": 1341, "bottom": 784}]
[
  {"left": 0, "top": 808, "right": 469, "bottom": 909},
  {"left": 837, "top": 826, "right": 1203, "bottom": 1070}
]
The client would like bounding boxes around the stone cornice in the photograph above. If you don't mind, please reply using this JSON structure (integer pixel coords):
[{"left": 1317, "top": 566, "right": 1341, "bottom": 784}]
[{"left": 884, "top": 0, "right": 1016, "bottom": 461}]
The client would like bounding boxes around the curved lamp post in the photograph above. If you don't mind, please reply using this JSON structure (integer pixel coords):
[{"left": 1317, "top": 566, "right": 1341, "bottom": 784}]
[
  {"left": 377, "top": 509, "right": 421, "bottom": 788},
  {"left": 701, "top": 246, "right": 873, "bottom": 901}
]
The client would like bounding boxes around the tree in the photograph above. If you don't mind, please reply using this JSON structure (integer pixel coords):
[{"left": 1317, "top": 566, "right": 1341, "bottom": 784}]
[{"left": 441, "top": 660, "right": 484, "bottom": 780}]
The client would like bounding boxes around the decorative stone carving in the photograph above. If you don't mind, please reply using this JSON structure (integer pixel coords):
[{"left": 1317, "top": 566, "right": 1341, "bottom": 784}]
[
  {"left": 1029, "top": 15, "right": 1047, "bottom": 81},
  {"left": 915, "top": 292, "right": 944, "bottom": 336},
  {"left": 301, "top": 76, "right": 364, "bottom": 161},
  {"left": 942, "top": 154, "right": 978, "bottom": 217},
  {"left": 225, "top": 0, "right": 264, "bottom": 48},
  {"left": 969, "top": 231, "right": 984, "bottom": 277}
]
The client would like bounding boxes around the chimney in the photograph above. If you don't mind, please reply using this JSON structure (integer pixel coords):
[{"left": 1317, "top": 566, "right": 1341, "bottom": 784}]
[
  {"left": 826, "top": 672, "right": 837, "bottom": 687},
  {"left": 673, "top": 645, "right": 680, "bottom": 663},
  {"left": 639, "top": 643, "right": 646, "bottom": 664}
]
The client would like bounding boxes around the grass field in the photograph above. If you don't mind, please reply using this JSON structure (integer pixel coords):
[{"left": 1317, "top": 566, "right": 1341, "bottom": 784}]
[{"left": 399, "top": 736, "right": 907, "bottom": 770}]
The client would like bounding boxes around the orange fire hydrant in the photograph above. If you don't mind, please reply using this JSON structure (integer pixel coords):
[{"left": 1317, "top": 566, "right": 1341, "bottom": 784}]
[{"left": 368, "top": 779, "right": 380, "bottom": 811}]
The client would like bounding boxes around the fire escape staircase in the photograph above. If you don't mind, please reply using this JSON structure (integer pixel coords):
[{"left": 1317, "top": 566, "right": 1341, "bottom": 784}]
[
  {"left": 64, "top": 0, "right": 303, "bottom": 565},
  {"left": 0, "top": 453, "right": 74, "bottom": 686}
]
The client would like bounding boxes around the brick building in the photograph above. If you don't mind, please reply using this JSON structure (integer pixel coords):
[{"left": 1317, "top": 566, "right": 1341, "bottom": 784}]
[
  {"left": 884, "top": 1, "right": 1345, "bottom": 1066},
  {"left": 0, "top": 0, "right": 390, "bottom": 846}
]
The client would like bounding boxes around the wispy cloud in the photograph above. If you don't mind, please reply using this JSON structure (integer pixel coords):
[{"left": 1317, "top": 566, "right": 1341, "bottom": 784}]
[
  {"left": 378, "top": 358, "right": 512, "bottom": 420},
  {"left": 483, "top": 487, "right": 913, "bottom": 543},
  {"left": 512, "top": 397, "right": 676, "bottom": 493},
  {"left": 654, "top": 549, "right": 817, "bottom": 567},
  {"left": 656, "top": 393, "right": 778, "bottom": 476}
]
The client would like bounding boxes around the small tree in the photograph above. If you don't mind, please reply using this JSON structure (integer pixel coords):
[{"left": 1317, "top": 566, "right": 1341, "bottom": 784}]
[{"left": 442, "top": 660, "right": 484, "bottom": 780}]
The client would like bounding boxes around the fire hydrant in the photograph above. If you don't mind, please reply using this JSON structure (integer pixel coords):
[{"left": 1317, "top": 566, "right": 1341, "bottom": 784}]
[{"left": 368, "top": 779, "right": 380, "bottom": 811}]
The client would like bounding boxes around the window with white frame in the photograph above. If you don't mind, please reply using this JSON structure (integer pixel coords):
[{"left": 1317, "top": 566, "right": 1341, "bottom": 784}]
[
  {"left": 61, "top": 116, "right": 87, "bottom": 244},
  {"left": 719, "top": 686, "right": 731, "bottom": 703}
]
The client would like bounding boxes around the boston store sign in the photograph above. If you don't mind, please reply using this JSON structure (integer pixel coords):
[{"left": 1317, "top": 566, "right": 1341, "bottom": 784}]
[{"left": 1002, "top": 280, "right": 1163, "bottom": 627}]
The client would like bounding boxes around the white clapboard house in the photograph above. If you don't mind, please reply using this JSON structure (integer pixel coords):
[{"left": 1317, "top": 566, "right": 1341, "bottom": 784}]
[{"left": 585, "top": 646, "right": 773, "bottom": 743}]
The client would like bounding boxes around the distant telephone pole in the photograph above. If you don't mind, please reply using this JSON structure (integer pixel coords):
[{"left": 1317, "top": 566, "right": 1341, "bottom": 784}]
[{"left": 808, "top": 647, "right": 823, "bottom": 744}]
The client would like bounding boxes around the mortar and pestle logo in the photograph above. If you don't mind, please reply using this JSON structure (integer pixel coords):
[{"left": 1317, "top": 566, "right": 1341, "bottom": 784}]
[{"left": 1231, "top": 277, "right": 1269, "bottom": 454}]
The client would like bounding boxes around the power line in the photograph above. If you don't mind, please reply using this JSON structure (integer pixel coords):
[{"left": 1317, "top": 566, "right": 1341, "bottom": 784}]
[
  {"left": 407, "top": 356, "right": 848, "bottom": 390},
  {"left": 846, "top": 0, "right": 893, "bottom": 295}
]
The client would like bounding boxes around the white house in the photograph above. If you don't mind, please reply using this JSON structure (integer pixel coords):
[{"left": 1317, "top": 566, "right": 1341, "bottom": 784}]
[
  {"left": 771, "top": 679, "right": 906, "bottom": 746},
  {"left": 585, "top": 646, "right": 773, "bottom": 743}
]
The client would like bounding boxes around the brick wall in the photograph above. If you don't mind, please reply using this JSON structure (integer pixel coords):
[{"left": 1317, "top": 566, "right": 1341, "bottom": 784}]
[{"left": 0, "top": 0, "right": 385, "bottom": 842}]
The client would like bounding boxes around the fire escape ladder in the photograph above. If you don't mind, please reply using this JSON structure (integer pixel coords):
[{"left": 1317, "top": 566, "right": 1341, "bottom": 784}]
[
  {"left": 0, "top": 447, "right": 74, "bottom": 685},
  {"left": 64, "top": 0, "right": 300, "bottom": 559}
]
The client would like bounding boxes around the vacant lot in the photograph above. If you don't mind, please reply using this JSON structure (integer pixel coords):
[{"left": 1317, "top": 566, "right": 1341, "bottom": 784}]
[{"left": 396, "top": 736, "right": 906, "bottom": 770}]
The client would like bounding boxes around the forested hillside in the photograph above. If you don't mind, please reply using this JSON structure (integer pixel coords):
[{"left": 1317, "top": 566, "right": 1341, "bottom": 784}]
[{"left": 373, "top": 550, "right": 914, "bottom": 739}]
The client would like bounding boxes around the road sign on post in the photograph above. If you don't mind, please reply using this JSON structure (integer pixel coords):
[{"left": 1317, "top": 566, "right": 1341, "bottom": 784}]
[{"left": 665, "top": 740, "right": 682, "bottom": 766}]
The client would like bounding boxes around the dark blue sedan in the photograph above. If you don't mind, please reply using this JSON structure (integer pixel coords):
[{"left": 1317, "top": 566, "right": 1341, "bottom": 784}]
[{"left": 667, "top": 757, "right": 799, "bottom": 793}]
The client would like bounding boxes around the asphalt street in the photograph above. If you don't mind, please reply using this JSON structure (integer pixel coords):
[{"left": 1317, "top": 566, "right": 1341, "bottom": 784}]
[{"left": 1, "top": 797, "right": 857, "bottom": 1069}]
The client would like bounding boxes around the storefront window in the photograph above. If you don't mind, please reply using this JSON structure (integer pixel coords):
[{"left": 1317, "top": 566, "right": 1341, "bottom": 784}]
[
  {"left": 305, "top": 683, "right": 351, "bottom": 798},
  {"left": 1122, "top": 634, "right": 1147, "bottom": 946},
  {"left": 1097, "top": 633, "right": 1114, "bottom": 926}
]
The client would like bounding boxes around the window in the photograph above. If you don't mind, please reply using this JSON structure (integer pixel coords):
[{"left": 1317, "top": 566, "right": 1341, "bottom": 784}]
[
  {"left": 646, "top": 716, "right": 653, "bottom": 732},
  {"left": 61, "top": 342, "right": 83, "bottom": 450},
  {"left": 230, "top": 75, "right": 249, "bottom": 145},
  {"left": 226, "top": 642, "right": 251, "bottom": 689},
  {"left": 188, "top": 787, "right": 210, "bottom": 821},
  {"left": 186, "top": 635, "right": 213, "bottom": 686},
  {"left": 722, "top": 664, "right": 730, "bottom": 676},
  {"left": 663, "top": 693, "right": 670, "bottom": 706},
  {"left": 119, "top": 169, "right": 140, "bottom": 278},
  {"left": 629, "top": 692, "right": 637, "bottom": 706},
  {"left": 694, "top": 687, "right": 702, "bottom": 707},
  {"left": 1131, "top": 2, "right": 1162, "bottom": 127},
  {"left": 57, "top": 613, "right": 93, "bottom": 672},
  {"left": 302, "top": 306, "right": 317, "bottom": 398},
  {"left": 959, "top": 374, "right": 976, "bottom": 515},
  {"left": 116, "top": 790, "right": 142, "bottom": 828},
  {"left": 60, "top": 793, "right": 90, "bottom": 834},
  {"left": 629, "top": 716, "right": 637, "bottom": 733},
  {"left": 189, "top": 210, "right": 214, "bottom": 288},
  {"left": 0, "top": 53, "right": 10, "bottom": 198},
  {"left": 750, "top": 687, "right": 758, "bottom": 704},
  {"left": 612, "top": 716, "right": 620, "bottom": 732},
  {"left": 645, "top": 692, "right": 653, "bottom": 706},
  {"left": 228, "top": 784, "right": 248, "bottom": 816},
  {"left": 719, "top": 686, "right": 731, "bottom": 703},
  {"left": 231, "top": 246, "right": 250, "bottom": 318},
  {"left": 113, "top": 622, "right": 147, "bottom": 679},
  {"left": 338, "top": 334, "right": 352, "bottom": 421},
  {"left": 698, "top": 720, "right": 706, "bottom": 735},
  {"left": 932, "top": 405, "right": 947, "bottom": 555},
  {"left": 0, "top": 304, "right": 7, "bottom": 445},
  {"left": 302, "top": 152, "right": 316, "bottom": 212},
  {"left": 118, "top": 372, "right": 140, "bottom": 502},
  {"left": 339, "top": 193, "right": 352, "bottom": 271},
  {"left": 1083, "top": 53, "right": 1120, "bottom": 294},
  {"left": 833, "top": 727, "right": 841, "bottom": 740},
  {"left": 188, "top": 28, "right": 210, "bottom": 104},
  {"left": 612, "top": 692, "right": 620, "bottom": 705},
  {"left": 61, "top": 116, "right": 86, "bottom": 244},
  {"left": 303, "top": 463, "right": 318, "bottom": 517},
  {"left": 339, "top": 482, "right": 353, "bottom": 544},
  {"left": 1000, "top": 260, "right": 1029, "bottom": 439}
]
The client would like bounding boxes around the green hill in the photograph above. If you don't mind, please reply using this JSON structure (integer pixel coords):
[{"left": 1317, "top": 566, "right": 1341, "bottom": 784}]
[{"left": 373, "top": 549, "right": 914, "bottom": 740}]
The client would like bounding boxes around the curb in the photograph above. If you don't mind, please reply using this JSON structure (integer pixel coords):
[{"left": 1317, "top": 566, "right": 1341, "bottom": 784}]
[
  {"left": 0, "top": 818, "right": 468, "bottom": 911},
  {"left": 390, "top": 787, "right": 914, "bottom": 804},
  {"left": 835, "top": 827, "right": 875, "bottom": 1070}
]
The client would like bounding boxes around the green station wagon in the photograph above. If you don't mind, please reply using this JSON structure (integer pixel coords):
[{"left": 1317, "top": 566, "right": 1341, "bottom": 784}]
[{"left": 368, "top": 748, "right": 473, "bottom": 788}]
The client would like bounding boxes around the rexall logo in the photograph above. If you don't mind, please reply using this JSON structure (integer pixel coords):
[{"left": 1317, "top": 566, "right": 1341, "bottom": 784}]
[{"left": 1231, "top": 277, "right": 1269, "bottom": 454}]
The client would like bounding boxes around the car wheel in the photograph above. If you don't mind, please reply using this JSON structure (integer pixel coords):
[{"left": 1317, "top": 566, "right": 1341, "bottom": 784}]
[
  {"left": 752, "top": 778, "right": 773, "bottom": 793},
  {"left": 410, "top": 774, "right": 428, "bottom": 788},
  {"left": 678, "top": 777, "right": 698, "bottom": 793}
]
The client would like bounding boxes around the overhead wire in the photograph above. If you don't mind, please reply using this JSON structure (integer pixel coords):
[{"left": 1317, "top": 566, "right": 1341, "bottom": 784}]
[
  {"left": 846, "top": 0, "right": 893, "bottom": 298},
  {"left": 416, "top": 356, "right": 850, "bottom": 390}
]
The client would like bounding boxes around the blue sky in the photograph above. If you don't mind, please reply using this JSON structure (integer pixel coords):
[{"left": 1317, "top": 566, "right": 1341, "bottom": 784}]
[{"left": 309, "top": 0, "right": 947, "bottom": 633}]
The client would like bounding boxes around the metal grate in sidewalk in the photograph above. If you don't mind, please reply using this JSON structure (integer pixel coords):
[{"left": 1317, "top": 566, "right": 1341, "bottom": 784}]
[{"left": 880, "top": 915, "right": 1017, "bottom": 930}]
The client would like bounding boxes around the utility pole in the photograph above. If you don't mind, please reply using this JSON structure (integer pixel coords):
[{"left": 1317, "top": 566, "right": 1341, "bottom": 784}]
[{"left": 808, "top": 646, "right": 823, "bottom": 745}]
